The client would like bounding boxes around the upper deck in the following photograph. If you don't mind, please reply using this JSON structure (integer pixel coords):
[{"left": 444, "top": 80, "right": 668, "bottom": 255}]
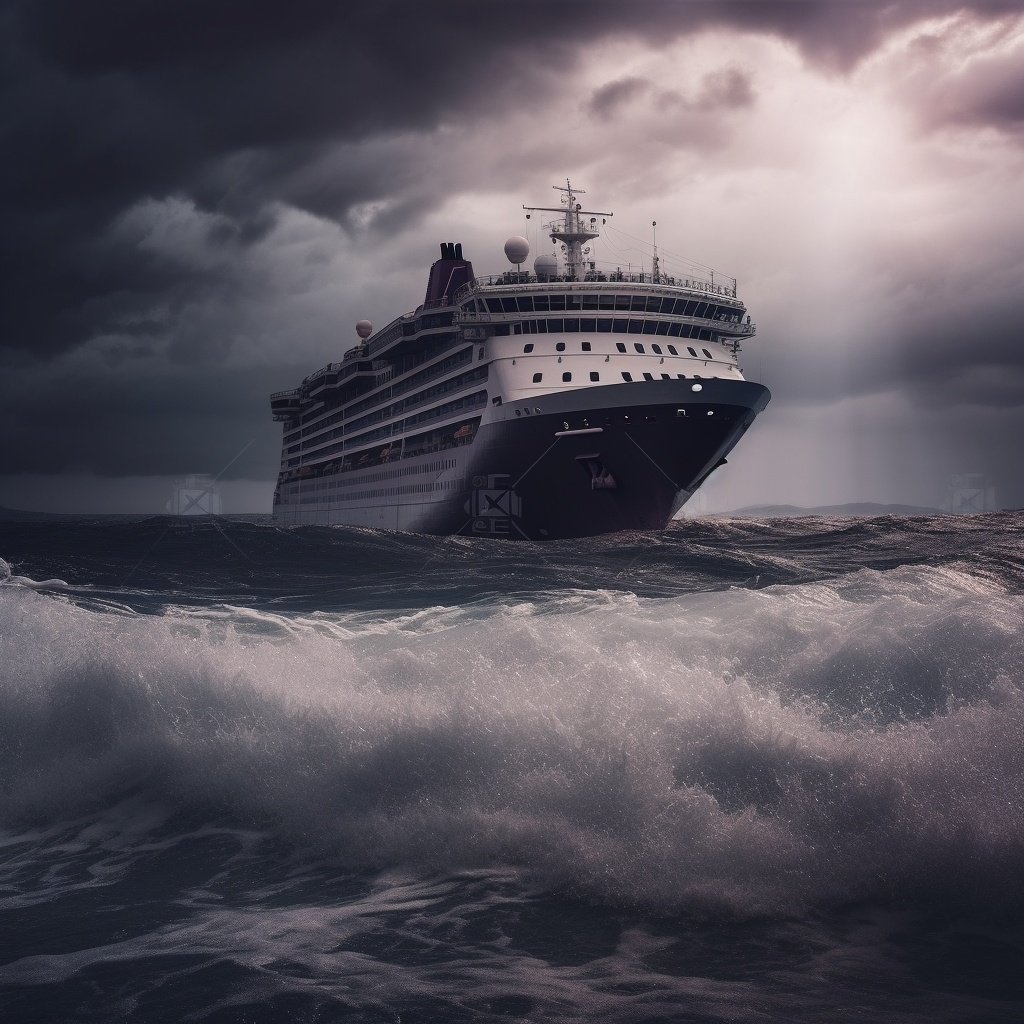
[{"left": 274, "top": 181, "right": 754, "bottom": 418}]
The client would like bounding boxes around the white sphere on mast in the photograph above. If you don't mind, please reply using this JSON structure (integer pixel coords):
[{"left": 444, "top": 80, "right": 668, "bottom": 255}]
[
  {"left": 504, "top": 235, "right": 530, "bottom": 266},
  {"left": 355, "top": 319, "right": 372, "bottom": 340}
]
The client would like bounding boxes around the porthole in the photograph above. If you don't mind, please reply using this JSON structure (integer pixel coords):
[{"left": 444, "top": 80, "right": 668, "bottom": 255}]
[
  {"left": 643, "top": 372, "right": 654, "bottom": 381},
  {"left": 687, "top": 347, "right": 697, "bottom": 357},
  {"left": 622, "top": 371, "right": 633, "bottom": 382},
  {"left": 634, "top": 343, "right": 645, "bottom": 354},
  {"left": 668, "top": 345, "right": 678, "bottom": 356},
  {"left": 702, "top": 349, "right": 713, "bottom": 359},
  {"left": 616, "top": 342, "right": 627, "bottom": 353},
  {"left": 533, "top": 372, "right": 543, "bottom": 383},
  {"left": 691, "top": 383, "right": 703, "bottom": 392},
  {"left": 556, "top": 342, "right": 566, "bottom": 352},
  {"left": 590, "top": 371, "right": 599, "bottom": 381},
  {"left": 707, "top": 410, "right": 714, "bottom": 416},
  {"left": 515, "top": 409, "right": 521, "bottom": 417},
  {"left": 524, "top": 343, "right": 534, "bottom": 353},
  {"left": 562, "top": 371, "right": 572, "bottom": 382},
  {"left": 581, "top": 341, "right": 592, "bottom": 351}
]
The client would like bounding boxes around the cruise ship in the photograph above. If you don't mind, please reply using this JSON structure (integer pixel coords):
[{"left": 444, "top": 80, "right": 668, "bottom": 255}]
[{"left": 271, "top": 183, "right": 770, "bottom": 539}]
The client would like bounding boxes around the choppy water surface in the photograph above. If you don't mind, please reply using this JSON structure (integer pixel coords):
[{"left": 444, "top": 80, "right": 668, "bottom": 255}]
[{"left": 1, "top": 511, "right": 1023, "bottom": 1022}]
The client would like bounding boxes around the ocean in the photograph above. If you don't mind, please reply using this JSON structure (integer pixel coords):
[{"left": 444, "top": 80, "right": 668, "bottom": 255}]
[{"left": 1, "top": 511, "right": 1022, "bottom": 1023}]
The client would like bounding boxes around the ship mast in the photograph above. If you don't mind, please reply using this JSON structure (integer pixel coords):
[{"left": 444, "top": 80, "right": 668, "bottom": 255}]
[{"left": 524, "top": 180, "right": 612, "bottom": 281}]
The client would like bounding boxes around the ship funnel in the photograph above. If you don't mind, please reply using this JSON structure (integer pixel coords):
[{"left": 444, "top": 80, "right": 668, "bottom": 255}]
[{"left": 423, "top": 242, "right": 474, "bottom": 307}]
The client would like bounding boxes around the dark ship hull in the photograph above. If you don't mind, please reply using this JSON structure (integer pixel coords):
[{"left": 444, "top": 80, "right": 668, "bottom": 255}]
[{"left": 274, "top": 378, "right": 769, "bottom": 540}]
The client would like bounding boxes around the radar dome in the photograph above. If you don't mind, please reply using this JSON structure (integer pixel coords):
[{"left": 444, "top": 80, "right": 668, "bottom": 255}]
[
  {"left": 533, "top": 253, "right": 558, "bottom": 280},
  {"left": 355, "top": 319, "right": 372, "bottom": 340},
  {"left": 504, "top": 235, "right": 530, "bottom": 265}
]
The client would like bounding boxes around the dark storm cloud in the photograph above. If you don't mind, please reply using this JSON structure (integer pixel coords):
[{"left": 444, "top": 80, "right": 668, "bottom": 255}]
[
  {"left": 4, "top": 0, "right": 1013, "bottom": 359},
  {"left": 2, "top": 0, "right": 1022, "bottom": 490},
  {"left": 587, "top": 77, "right": 651, "bottom": 119},
  {"left": 916, "top": 34, "right": 1024, "bottom": 131}
]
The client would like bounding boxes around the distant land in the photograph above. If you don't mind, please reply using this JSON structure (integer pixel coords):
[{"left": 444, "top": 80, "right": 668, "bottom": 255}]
[{"left": 718, "top": 502, "right": 946, "bottom": 518}]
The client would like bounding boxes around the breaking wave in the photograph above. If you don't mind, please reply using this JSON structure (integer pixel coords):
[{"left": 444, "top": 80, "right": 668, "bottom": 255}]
[
  {"left": 3, "top": 557, "right": 1022, "bottom": 919},
  {"left": 4, "top": 514, "right": 1024, "bottom": 1021}
]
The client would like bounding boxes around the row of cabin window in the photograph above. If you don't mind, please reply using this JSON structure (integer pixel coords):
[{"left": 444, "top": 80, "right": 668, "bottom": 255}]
[
  {"left": 532, "top": 371, "right": 699, "bottom": 384},
  {"left": 510, "top": 318, "right": 716, "bottom": 339},
  {"left": 471, "top": 295, "right": 742, "bottom": 321},
  {"left": 523, "top": 340, "right": 715, "bottom": 359}
]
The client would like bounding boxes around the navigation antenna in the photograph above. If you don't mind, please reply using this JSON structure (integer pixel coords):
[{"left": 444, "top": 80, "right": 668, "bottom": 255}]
[
  {"left": 523, "top": 180, "right": 613, "bottom": 282},
  {"left": 651, "top": 220, "right": 660, "bottom": 284}
]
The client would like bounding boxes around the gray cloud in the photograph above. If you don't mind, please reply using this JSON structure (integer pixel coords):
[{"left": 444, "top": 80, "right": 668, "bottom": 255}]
[
  {"left": 696, "top": 67, "right": 755, "bottom": 109},
  {"left": 587, "top": 77, "right": 651, "bottom": 119},
  {"left": 3, "top": 0, "right": 1024, "bottom": 502}
]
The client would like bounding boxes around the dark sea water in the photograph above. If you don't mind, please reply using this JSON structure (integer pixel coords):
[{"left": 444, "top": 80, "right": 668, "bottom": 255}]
[{"left": 1, "top": 511, "right": 1023, "bottom": 1023}]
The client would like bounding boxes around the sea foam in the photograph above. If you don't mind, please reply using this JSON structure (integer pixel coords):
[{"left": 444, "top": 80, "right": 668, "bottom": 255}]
[{"left": 1, "top": 563, "right": 1022, "bottom": 919}]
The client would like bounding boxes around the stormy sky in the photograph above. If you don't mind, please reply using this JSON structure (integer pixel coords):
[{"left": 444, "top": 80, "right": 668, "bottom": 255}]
[{"left": 2, "top": 0, "right": 1023, "bottom": 513}]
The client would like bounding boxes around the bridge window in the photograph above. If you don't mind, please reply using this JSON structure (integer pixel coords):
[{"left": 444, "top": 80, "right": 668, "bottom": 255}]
[
  {"left": 565, "top": 295, "right": 581, "bottom": 310},
  {"left": 668, "top": 323, "right": 682, "bottom": 337},
  {"left": 646, "top": 296, "right": 662, "bottom": 312},
  {"left": 562, "top": 371, "right": 572, "bottom": 382},
  {"left": 549, "top": 295, "right": 566, "bottom": 311},
  {"left": 517, "top": 296, "right": 534, "bottom": 312},
  {"left": 599, "top": 295, "right": 615, "bottom": 310},
  {"left": 615, "top": 295, "right": 631, "bottom": 311},
  {"left": 580, "top": 321, "right": 596, "bottom": 334},
  {"left": 590, "top": 371, "right": 600, "bottom": 381},
  {"left": 533, "top": 295, "right": 549, "bottom": 311},
  {"left": 548, "top": 319, "right": 564, "bottom": 333},
  {"left": 533, "top": 372, "right": 543, "bottom": 383},
  {"left": 631, "top": 296, "right": 647, "bottom": 312},
  {"left": 621, "top": 371, "right": 633, "bottom": 381},
  {"left": 642, "top": 321, "right": 657, "bottom": 335},
  {"left": 564, "top": 318, "right": 579, "bottom": 332},
  {"left": 582, "top": 294, "right": 599, "bottom": 310},
  {"left": 501, "top": 297, "right": 518, "bottom": 313},
  {"left": 486, "top": 298, "right": 503, "bottom": 313},
  {"left": 597, "top": 319, "right": 612, "bottom": 333},
  {"left": 614, "top": 319, "right": 629, "bottom": 333}
]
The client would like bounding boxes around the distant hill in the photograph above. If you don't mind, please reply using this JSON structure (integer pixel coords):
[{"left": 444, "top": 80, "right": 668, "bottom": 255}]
[
  {"left": 720, "top": 502, "right": 946, "bottom": 518},
  {"left": 0, "top": 504, "right": 73, "bottom": 520}
]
